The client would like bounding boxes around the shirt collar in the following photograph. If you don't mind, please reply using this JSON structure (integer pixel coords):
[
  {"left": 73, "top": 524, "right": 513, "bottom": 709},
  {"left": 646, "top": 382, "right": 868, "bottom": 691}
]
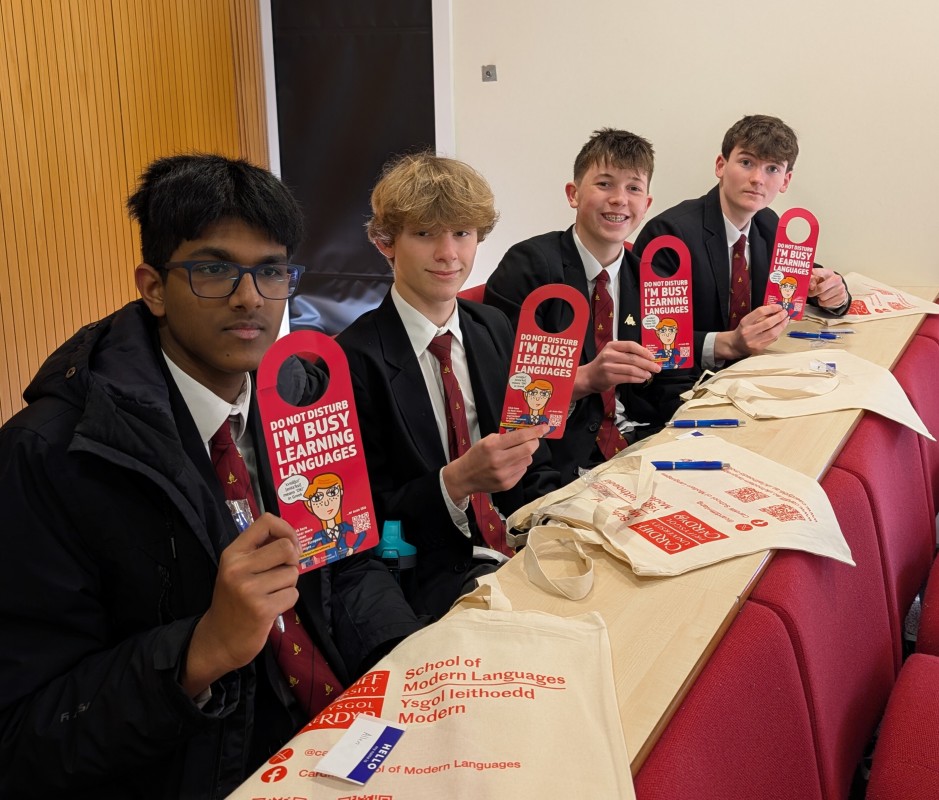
[
  {"left": 722, "top": 215, "right": 752, "bottom": 249},
  {"left": 162, "top": 353, "right": 252, "bottom": 445},
  {"left": 391, "top": 285, "right": 464, "bottom": 356},
  {"left": 572, "top": 227, "right": 624, "bottom": 283}
]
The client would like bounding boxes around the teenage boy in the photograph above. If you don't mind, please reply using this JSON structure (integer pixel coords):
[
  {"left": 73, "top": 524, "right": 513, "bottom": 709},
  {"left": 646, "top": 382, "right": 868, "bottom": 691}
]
[
  {"left": 337, "top": 153, "right": 559, "bottom": 619},
  {"left": 485, "top": 128, "right": 690, "bottom": 483},
  {"left": 633, "top": 114, "right": 850, "bottom": 370},
  {"left": 0, "top": 155, "right": 421, "bottom": 799}
]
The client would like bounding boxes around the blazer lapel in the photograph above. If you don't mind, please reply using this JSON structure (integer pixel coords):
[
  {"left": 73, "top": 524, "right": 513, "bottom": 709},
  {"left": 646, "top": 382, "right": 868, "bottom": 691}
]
[
  {"left": 460, "top": 305, "right": 503, "bottom": 435},
  {"left": 703, "top": 186, "right": 732, "bottom": 329},
  {"left": 617, "top": 250, "right": 642, "bottom": 344},
  {"left": 375, "top": 295, "right": 449, "bottom": 468},
  {"left": 748, "top": 219, "right": 771, "bottom": 305}
]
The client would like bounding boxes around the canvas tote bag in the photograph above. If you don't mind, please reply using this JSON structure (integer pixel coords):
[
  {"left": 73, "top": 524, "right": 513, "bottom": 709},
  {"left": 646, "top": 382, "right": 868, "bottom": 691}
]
[
  {"left": 678, "top": 349, "right": 933, "bottom": 438},
  {"left": 507, "top": 436, "right": 854, "bottom": 584},
  {"left": 806, "top": 272, "right": 939, "bottom": 325},
  {"left": 227, "top": 579, "right": 636, "bottom": 799}
]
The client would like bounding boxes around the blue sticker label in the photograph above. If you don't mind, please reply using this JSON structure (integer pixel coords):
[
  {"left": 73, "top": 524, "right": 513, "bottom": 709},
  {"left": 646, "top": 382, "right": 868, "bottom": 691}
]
[{"left": 346, "top": 725, "right": 405, "bottom": 783}]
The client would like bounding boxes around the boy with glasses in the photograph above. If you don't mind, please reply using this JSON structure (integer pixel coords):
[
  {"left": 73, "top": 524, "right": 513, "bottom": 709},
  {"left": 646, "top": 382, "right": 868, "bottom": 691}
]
[{"left": 0, "top": 154, "right": 421, "bottom": 799}]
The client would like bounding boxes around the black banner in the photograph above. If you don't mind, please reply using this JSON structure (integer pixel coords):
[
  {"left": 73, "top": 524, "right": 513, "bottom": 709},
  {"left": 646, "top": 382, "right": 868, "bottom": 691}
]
[{"left": 273, "top": 1, "right": 435, "bottom": 334}]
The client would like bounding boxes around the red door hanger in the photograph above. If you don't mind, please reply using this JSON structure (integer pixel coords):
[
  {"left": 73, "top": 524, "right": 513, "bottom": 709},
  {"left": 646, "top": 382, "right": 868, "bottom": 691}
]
[
  {"left": 499, "top": 284, "right": 589, "bottom": 439},
  {"left": 639, "top": 235, "right": 694, "bottom": 370},
  {"left": 256, "top": 331, "right": 378, "bottom": 572},
  {"left": 762, "top": 207, "right": 819, "bottom": 321}
]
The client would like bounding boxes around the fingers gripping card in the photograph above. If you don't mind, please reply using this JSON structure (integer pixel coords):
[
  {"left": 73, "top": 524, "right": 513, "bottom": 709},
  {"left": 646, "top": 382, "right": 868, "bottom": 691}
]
[
  {"left": 763, "top": 207, "right": 819, "bottom": 321},
  {"left": 257, "top": 331, "right": 378, "bottom": 572},
  {"left": 499, "top": 284, "right": 588, "bottom": 439},
  {"left": 639, "top": 235, "right": 694, "bottom": 370}
]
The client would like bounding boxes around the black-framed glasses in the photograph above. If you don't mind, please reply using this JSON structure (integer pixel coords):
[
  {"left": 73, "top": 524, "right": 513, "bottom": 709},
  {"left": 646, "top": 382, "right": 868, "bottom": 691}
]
[{"left": 161, "top": 260, "right": 306, "bottom": 299}]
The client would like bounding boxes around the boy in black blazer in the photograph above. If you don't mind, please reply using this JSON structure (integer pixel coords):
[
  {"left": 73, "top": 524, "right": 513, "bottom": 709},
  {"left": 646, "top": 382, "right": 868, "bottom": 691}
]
[
  {"left": 633, "top": 115, "right": 850, "bottom": 371},
  {"left": 486, "top": 129, "right": 691, "bottom": 483},
  {"left": 337, "top": 154, "right": 558, "bottom": 618}
]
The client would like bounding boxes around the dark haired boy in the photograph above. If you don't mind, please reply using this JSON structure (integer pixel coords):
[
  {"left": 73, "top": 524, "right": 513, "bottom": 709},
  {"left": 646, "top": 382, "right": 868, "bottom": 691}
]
[
  {"left": 486, "top": 128, "right": 690, "bottom": 483},
  {"left": 633, "top": 115, "right": 850, "bottom": 371},
  {"left": 0, "top": 154, "right": 421, "bottom": 799},
  {"left": 337, "top": 153, "right": 559, "bottom": 619}
]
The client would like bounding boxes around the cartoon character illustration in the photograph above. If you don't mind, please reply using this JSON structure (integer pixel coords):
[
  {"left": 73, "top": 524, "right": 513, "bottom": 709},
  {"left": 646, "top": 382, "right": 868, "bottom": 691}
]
[
  {"left": 778, "top": 276, "right": 799, "bottom": 318},
  {"left": 653, "top": 318, "right": 687, "bottom": 368},
  {"left": 302, "top": 472, "right": 365, "bottom": 565},
  {"left": 515, "top": 379, "right": 555, "bottom": 429}
]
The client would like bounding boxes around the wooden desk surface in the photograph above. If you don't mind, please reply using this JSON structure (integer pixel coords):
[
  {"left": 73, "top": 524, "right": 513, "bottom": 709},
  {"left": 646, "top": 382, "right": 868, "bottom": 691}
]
[{"left": 457, "top": 285, "right": 939, "bottom": 773}]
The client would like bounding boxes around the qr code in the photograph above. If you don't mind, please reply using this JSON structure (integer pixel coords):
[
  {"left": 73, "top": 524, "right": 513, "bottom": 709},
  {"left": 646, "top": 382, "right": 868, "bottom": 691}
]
[
  {"left": 761, "top": 503, "right": 806, "bottom": 522},
  {"left": 350, "top": 512, "right": 371, "bottom": 533},
  {"left": 727, "top": 487, "right": 770, "bottom": 503}
]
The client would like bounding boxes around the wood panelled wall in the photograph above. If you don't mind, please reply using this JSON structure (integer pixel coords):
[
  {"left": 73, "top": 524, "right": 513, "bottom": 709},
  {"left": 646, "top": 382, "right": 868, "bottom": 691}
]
[{"left": 0, "top": 0, "right": 268, "bottom": 422}]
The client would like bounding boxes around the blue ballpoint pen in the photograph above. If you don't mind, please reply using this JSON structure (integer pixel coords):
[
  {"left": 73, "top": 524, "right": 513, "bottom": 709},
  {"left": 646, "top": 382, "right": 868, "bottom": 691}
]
[
  {"left": 666, "top": 419, "right": 745, "bottom": 428},
  {"left": 651, "top": 461, "right": 728, "bottom": 470},
  {"left": 787, "top": 331, "right": 840, "bottom": 340}
]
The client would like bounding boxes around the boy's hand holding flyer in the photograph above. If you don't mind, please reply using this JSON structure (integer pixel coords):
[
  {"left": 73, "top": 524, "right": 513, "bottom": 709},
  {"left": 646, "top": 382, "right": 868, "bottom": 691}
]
[
  {"left": 498, "top": 284, "right": 588, "bottom": 438},
  {"left": 762, "top": 207, "right": 819, "bottom": 321},
  {"left": 257, "top": 331, "right": 378, "bottom": 571}
]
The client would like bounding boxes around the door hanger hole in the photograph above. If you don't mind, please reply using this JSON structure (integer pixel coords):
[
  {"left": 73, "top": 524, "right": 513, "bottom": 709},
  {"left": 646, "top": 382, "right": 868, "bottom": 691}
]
[
  {"left": 533, "top": 296, "right": 579, "bottom": 335},
  {"left": 649, "top": 247, "right": 679, "bottom": 280},
  {"left": 275, "top": 353, "right": 330, "bottom": 407},
  {"left": 785, "top": 216, "right": 811, "bottom": 244}
]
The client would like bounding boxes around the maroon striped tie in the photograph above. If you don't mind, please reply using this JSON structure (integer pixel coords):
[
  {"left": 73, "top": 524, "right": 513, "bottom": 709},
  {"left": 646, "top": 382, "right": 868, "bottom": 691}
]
[
  {"left": 728, "top": 233, "right": 750, "bottom": 330},
  {"left": 211, "top": 420, "right": 342, "bottom": 717},
  {"left": 592, "top": 270, "right": 627, "bottom": 460},
  {"left": 426, "top": 333, "right": 513, "bottom": 556}
]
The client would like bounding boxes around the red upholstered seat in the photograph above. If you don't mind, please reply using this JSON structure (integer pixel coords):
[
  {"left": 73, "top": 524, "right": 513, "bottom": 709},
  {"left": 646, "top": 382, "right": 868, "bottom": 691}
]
[
  {"left": 918, "top": 557, "right": 939, "bottom": 657},
  {"left": 749, "top": 466, "right": 895, "bottom": 799},
  {"left": 634, "top": 602, "right": 823, "bottom": 800},
  {"left": 832, "top": 413, "right": 935, "bottom": 670},
  {"left": 457, "top": 283, "right": 486, "bottom": 303},
  {"left": 916, "top": 312, "right": 939, "bottom": 345},
  {"left": 892, "top": 334, "right": 939, "bottom": 520},
  {"left": 867, "top": 653, "right": 939, "bottom": 800}
]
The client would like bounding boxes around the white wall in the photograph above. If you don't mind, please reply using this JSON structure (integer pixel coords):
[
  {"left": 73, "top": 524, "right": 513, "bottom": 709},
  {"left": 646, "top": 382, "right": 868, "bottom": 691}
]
[{"left": 449, "top": 0, "right": 939, "bottom": 288}]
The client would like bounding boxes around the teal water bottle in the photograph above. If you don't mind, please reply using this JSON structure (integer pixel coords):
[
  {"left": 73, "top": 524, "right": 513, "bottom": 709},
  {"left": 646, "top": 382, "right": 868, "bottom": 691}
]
[{"left": 375, "top": 520, "right": 416, "bottom": 598}]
